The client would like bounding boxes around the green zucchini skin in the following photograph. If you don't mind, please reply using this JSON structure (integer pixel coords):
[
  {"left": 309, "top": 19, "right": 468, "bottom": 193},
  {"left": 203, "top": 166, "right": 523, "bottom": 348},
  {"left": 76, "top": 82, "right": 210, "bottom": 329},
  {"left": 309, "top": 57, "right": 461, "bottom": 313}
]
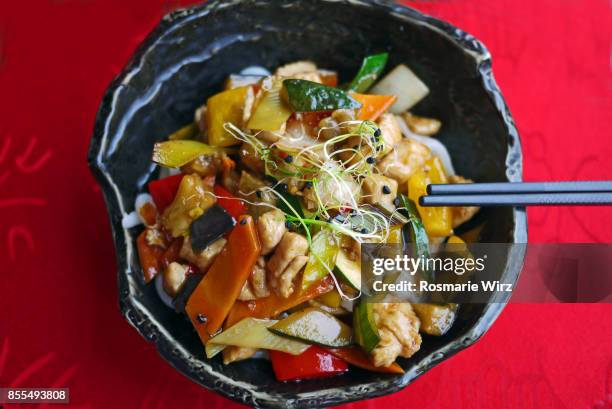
[{"left": 282, "top": 79, "right": 362, "bottom": 112}]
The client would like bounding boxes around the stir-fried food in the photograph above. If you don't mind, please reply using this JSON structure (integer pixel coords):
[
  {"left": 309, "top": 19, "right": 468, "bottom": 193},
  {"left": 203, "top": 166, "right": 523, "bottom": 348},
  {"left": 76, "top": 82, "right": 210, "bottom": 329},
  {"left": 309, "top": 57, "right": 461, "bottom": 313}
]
[{"left": 128, "top": 54, "right": 480, "bottom": 381}]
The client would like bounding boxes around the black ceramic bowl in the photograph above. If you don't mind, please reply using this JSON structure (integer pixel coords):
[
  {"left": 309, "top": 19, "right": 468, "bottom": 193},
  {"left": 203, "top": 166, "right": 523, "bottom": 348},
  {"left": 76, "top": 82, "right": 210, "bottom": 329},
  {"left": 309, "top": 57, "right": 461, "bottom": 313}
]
[{"left": 88, "top": 0, "right": 527, "bottom": 407}]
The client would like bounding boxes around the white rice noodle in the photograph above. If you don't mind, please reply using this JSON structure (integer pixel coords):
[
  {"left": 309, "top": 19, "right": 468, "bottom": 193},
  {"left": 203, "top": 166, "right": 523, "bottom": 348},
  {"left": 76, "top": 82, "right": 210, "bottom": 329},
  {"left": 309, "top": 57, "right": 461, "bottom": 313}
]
[
  {"left": 396, "top": 114, "right": 456, "bottom": 176},
  {"left": 121, "top": 211, "right": 141, "bottom": 229},
  {"left": 155, "top": 274, "right": 175, "bottom": 310},
  {"left": 240, "top": 66, "right": 271, "bottom": 77}
]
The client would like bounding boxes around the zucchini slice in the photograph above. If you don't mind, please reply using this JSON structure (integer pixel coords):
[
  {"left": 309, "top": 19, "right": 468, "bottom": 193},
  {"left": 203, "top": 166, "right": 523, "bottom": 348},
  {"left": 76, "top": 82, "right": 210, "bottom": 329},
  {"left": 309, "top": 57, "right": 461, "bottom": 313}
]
[
  {"left": 353, "top": 301, "right": 380, "bottom": 353},
  {"left": 270, "top": 307, "right": 352, "bottom": 347},
  {"left": 334, "top": 248, "right": 361, "bottom": 290}
]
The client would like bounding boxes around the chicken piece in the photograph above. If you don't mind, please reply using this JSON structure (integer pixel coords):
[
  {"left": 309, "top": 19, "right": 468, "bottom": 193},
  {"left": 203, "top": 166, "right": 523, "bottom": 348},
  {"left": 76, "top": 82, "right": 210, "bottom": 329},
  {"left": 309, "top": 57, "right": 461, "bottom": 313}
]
[
  {"left": 238, "top": 279, "right": 256, "bottom": 301},
  {"left": 161, "top": 174, "right": 216, "bottom": 237},
  {"left": 376, "top": 113, "right": 402, "bottom": 156},
  {"left": 370, "top": 303, "right": 422, "bottom": 367},
  {"left": 222, "top": 346, "right": 258, "bottom": 364},
  {"left": 403, "top": 112, "right": 441, "bottom": 136},
  {"left": 179, "top": 236, "right": 226, "bottom": 273},
  {"left": 180, "top": 153, "right": 223, "bottom": 177},
  {"left": 237, "top": 256, "right": 270, "bottom": 301},
  {"left": 277, "top": 255, "right": 309, "bottom": 298},
  {"left": 361, "top": 173, "right": 398, "bottom": 212},
  {"left": 378, "top": 139, "right": 431, "bottom": 185},
  {"left": 250, "top": 256, "right": 270, "bottom": 298},
  {"left": 257, "top": 209, "right": 287, "bottom": 255},
  {"left": 267, "top": 232, "right": 309, "bottom": 298},
  {"left": 162, "top": 262, "right": 189, "bottom": 297},
  {"left": 448, "top": 175, "right": 480, "bottom": 228},
  {"left": 303, "top": 163, "right": 361, "bottom": 211},
  {"left": 239, "top": 142, "right": 265, "bottom": 174},
  {"left": 275, "top": 61, "right": 322, "bottom": 83},
  {"left": 237, "top": 171, "right": 277, "bottom": 218},
  {"left": 318, "top": 109, "right": 357, "bottom": 140}
]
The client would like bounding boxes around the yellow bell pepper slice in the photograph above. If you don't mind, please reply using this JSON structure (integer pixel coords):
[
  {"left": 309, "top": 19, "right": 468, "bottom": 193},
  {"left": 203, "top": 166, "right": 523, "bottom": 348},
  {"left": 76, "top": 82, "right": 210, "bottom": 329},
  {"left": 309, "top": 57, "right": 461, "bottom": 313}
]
[
  {"left": 206, "top": 86, "right": 250, "bottom": 147},
  {"left": 408, "top": 156, "right": 453, "bottom": 237}
]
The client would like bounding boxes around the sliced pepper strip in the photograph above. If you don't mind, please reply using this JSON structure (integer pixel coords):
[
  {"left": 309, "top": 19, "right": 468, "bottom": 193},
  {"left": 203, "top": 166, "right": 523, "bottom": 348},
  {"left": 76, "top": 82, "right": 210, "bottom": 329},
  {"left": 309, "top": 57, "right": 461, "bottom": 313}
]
[
  {"left": 225, "top": 275, "right": 334, "bottom": 327},
  {"left": 269, "top": 345, "right": 348, "bottom": 381},
  {"left": 351, "top": 93, "right": 397, "bottom": 121},
  {"left": 185, "top": 215, "right": 261, "bottom": 343},
  {"left": 347, "top": 53, "right": 389, "bottom": 93},
  {"left": 213, "top": 185, "right": 247, "bottom": 220},
  {"left": 148, "top": 174, "right": 184, "bottom": 213},
  {"left": 326, "top": 347, "right": 404, "bottom": 374}
]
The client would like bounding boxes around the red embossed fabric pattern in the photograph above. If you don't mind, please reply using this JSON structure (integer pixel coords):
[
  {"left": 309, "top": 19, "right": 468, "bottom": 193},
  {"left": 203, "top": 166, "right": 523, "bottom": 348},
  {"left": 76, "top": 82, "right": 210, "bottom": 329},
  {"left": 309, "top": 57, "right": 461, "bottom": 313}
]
[{"left": 0, "top": 1, "right": 611, "bottom": 408}]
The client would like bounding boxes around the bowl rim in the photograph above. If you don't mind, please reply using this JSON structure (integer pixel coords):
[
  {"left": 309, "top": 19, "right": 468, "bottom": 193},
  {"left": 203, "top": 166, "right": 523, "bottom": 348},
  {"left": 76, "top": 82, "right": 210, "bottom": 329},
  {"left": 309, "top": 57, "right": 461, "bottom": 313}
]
[{"left": 88, "top": 0, "right": 527, "bottom": 407}]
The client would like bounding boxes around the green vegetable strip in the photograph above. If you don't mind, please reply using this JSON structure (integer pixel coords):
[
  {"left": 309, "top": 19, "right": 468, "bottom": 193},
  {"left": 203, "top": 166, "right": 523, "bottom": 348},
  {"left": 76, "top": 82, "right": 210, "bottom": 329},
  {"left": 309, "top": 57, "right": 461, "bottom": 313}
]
[
  {"left": 282, "top": 79, "right": 362, "bottom": 112},
  {"left": 353, "top": 301, "right": 381, "bottom": 353},
  {"left": 397, "top": 194, "right": 432, "bottom": 280},
  {"left": 301, "top": 228, "right": 339, "bottom": 291},
  {"left": 347, "top": 53, "right": 389, "bottom": 93}
]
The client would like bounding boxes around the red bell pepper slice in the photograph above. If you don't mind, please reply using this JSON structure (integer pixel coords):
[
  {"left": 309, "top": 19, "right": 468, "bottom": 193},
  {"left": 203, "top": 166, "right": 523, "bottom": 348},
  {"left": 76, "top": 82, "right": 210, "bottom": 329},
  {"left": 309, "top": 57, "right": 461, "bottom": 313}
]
[
  {"left": 213, "top": 185, "right": 247, "bottom": 220},
  {"left": 269, "top": 345, "right": 348, "bottom": 381},
  {"left": 148, "top": 174, "right": 184, "bottom": 213}
]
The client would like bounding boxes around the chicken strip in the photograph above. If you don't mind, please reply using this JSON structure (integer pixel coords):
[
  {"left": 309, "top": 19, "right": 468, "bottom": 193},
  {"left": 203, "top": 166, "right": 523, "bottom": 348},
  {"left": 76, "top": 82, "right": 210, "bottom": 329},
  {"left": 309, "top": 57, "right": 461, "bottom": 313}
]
[
  {"left": 361, "top": 173, "right": 398, "bottom": 212},
  {"left": 237, "top": 256, "right": 269, "bottom": 301},
  {"left": 257, "top": 209, "right": 287, "bottom": 255},
  {"left": 267, "top": 232, "right": 309, "bottom": 298},
  {"left": 370, "top": 303, "right": 422, "bottom": 367},
  {"left": 403, "top": 112, "right": 441, "bottom": 136},
  {"left": 378, "top": 139, "right": 431, "bottom": 185},
  {"left": 179, "top": 236, "right": 226, "bottom": 273},
  {"left": 376, "top": 113, "right": 402, "bottom": 156}
]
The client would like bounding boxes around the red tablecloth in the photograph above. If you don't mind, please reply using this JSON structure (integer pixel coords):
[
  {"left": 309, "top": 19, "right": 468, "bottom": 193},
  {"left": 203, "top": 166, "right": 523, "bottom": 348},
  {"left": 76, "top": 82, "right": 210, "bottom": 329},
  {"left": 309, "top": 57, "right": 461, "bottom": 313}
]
[{"left": 1, "top": 1, "right": 611, "bottom": 408}]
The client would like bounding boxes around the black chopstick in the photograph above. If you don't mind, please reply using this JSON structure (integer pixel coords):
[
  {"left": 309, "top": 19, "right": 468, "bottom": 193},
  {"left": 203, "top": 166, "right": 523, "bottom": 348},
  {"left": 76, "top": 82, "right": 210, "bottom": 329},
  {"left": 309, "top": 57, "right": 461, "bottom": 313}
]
[
  {"left": 426, "top": 180, "right": 612, "bottom": 195},
  {"left": 420, "top": 192, "right": 612, "bottom": 207}
]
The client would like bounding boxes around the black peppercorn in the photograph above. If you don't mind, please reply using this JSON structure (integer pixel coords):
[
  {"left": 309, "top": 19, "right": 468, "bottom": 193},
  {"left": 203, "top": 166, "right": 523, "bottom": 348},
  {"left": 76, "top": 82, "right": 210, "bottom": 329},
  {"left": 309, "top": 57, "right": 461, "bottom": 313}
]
[
  {"left": 196, "top": 313, "right": 207, "bottom": 324},
  {"left": 366, "top": 157, "right": 375, "bottom": 164},
  {"left": 255, "top": 190, "right": 262, "bottom": 198},
  {"left": 374, "top": 128, "right": 381, "bottom": 137},
  {"left": 240, "top": 218, "right": 247, "bottom": 225},
  {"left": 360, "top": 228, "right": 368, "bottom": 234},
  {"left": 382, "top": 185, "right": 391, "bottom": 194},
  {"left": 393, "top": 197, "right": 401, "bottom": 207},
  {"left": 285, "top": 221, "right": 292, "bottom": 229},
  {"left": 280, "top": 183, "right": 288, "bottom": 191},
  {"left": 305, "top": 181, "right": 313, "bottom": 189},
  {"left": 284, "top": 155, "right": 293, "bottom": 163}
]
